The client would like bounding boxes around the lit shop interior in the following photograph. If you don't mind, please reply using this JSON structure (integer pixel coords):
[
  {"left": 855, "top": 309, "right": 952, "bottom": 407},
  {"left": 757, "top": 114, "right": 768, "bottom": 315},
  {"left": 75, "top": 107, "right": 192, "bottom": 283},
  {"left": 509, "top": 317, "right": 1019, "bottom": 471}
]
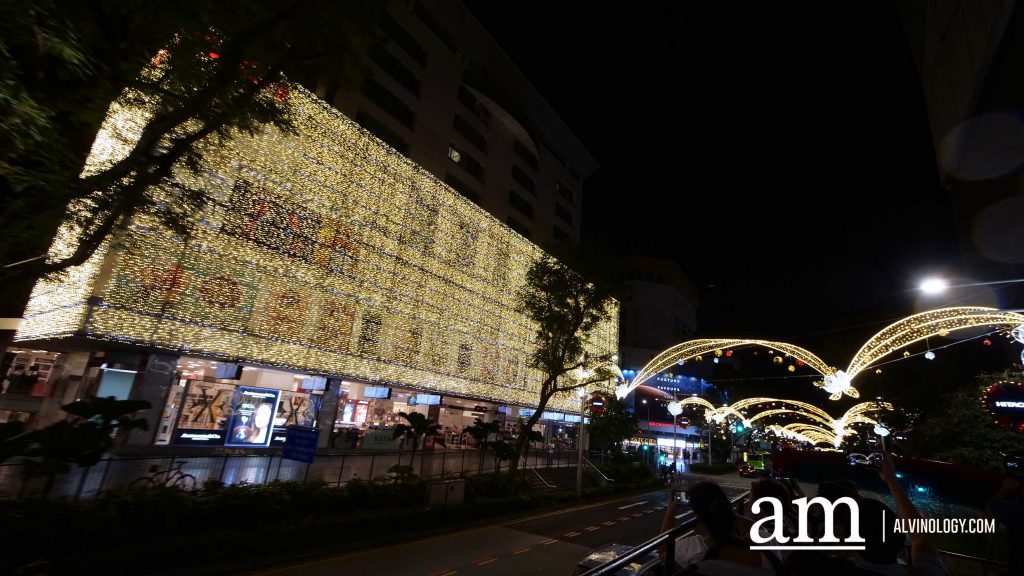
[{"left": 155, "top": 357, "right": 584, "bottom": 450}]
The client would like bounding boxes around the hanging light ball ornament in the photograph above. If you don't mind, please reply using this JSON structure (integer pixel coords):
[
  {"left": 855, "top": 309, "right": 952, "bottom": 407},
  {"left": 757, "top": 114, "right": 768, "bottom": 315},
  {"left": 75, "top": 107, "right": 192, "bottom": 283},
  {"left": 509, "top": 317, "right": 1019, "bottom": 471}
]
[
  {"left": 713, "top": 357, "right": 720, "bottom": 364},
  {"left": 795, "top": 359, "right": 805, "bottom": 367},
  {"left": 787, "top": 365, "right": 796, "bottom": 373},
  {"left": 938, "top": 330, "right": 949, "bottom": 337},
  {"left": 725, "top": 350, "right": 733, "bottom": 358},
  {"left": 714, "top": 349, "right": 723, "bottom": 357},
  {"left": 773, "top": 356, "right": 784, "bottom": 365},
  {"left": 903, "top": 350, "right": 911, "bottom": 358},
  {"left": 983, "top": 339, "right": 992, "bottom": 346},
  {"left": 924, "top": 351, "right": 936, "bottom": 360},
  {"left": 695, "top": 355, "right": 703, "bottom": 362},
  {"left": 875, "top": 369, "right": 883, "bottom": 374}
]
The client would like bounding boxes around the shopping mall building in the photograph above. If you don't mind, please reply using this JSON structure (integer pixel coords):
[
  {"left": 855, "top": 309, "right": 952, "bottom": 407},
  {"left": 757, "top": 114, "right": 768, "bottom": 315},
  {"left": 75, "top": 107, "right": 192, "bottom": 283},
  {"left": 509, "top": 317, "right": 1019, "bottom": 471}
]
[{"left": 4, "top": 86, "right": 618, "bottom": 452}]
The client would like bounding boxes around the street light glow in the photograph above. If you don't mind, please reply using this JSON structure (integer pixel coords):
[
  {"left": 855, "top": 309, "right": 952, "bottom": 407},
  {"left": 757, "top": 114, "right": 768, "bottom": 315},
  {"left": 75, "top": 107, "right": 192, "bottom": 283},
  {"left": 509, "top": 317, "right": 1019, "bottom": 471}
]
[{"left": 919, "top": 277, "right": 949, "bottom": 295}]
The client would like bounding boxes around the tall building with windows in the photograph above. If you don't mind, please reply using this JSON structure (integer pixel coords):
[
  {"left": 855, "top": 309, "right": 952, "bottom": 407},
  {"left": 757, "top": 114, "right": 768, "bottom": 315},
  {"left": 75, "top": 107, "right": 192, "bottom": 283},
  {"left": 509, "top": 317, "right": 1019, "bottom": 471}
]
[
  {"left": 315, "top": 0, "right": 596, "bottom": 248},
  {"left": 616, "top": 257, "right": 699, "bottom": 374}
]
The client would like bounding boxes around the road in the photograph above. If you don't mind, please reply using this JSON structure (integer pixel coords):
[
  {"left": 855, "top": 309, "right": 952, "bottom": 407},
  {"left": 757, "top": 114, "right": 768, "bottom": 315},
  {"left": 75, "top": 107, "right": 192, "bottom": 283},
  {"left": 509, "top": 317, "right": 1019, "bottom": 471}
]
[{"left": 246, "top": 474, "right": 756, "bottom": 576}]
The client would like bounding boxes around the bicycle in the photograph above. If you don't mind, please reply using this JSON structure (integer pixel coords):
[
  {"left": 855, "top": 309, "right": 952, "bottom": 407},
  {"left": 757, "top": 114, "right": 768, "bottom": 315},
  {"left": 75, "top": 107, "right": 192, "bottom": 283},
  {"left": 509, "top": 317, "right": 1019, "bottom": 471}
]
[{"left": 129, "top": 460, "right": 197, "bottom": 491}]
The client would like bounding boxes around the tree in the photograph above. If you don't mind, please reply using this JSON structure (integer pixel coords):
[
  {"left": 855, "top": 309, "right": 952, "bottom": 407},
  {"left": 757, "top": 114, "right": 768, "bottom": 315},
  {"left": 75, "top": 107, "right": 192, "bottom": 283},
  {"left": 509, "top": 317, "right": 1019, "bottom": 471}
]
[
  {"left": 392, "top": 411, "right": 440, "bottom": 471},
  {"left": 0, "top": 0, "right": 382, "bottom": 344},
  {"left": 464, "top": 417, "right": 500, "bottom": 474},
  {"left": 587, "top": 397, "right": 637, "bottom": 453},
  {"left": 509, "top": 255, "right": 617, "bottom": 485},
  {"left": 10, "top": 396, "right": 150, "bottom": 497},
  {"left": 911, "top": 370, "right": 1024, "bottom": 470}
]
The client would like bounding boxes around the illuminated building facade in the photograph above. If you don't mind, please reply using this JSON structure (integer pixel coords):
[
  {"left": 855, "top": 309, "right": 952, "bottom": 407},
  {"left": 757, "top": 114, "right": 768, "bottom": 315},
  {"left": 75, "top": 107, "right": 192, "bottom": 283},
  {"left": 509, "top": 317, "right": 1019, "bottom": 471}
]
[{"left": 11, "top": 85, "right": 617, "bottom": 446}]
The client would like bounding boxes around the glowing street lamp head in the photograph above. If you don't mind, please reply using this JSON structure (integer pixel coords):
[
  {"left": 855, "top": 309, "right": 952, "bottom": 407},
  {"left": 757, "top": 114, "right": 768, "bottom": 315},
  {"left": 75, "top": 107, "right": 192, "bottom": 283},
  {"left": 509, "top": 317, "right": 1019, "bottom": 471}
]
[
  {"left": 615, "top": 384, "right": 629, "bottom": 400},
  {"left": 919, "top": 278, "right": 949, "bottom": 295},
  {"left": 667, "top": 401, "right": 683, "bottom": 417}
]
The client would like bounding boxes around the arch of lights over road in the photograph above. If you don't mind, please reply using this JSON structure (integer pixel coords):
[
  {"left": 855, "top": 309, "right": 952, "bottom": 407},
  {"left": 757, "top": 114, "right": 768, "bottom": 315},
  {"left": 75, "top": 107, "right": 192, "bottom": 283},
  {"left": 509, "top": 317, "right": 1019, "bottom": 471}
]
[
  {"left": 13, "top": 84, "right": 619, "bottom": 414},
  {"left": 672, "top": 397, "right": 892, "bottom": 447},
  {"left": 621, "top": 307, "right": 1024, "bottom": 401}
]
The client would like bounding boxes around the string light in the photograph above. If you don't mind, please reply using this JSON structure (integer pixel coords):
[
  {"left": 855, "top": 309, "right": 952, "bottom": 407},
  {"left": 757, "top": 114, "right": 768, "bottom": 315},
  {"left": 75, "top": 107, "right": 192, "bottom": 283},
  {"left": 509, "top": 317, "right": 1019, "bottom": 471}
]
[
  {"left": 14, "top": 85, "right": 619, "bottom": 413},
  {"left": 627, "top": 339, "right": 833, "bottom": 397}
]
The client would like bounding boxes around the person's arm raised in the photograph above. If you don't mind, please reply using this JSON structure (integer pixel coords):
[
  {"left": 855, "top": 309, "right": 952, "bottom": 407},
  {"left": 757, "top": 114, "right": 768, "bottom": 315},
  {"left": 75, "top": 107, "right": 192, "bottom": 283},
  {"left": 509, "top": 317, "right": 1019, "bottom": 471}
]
[{"left": 879, "top": 450, "right": 937, "bottom": 559}]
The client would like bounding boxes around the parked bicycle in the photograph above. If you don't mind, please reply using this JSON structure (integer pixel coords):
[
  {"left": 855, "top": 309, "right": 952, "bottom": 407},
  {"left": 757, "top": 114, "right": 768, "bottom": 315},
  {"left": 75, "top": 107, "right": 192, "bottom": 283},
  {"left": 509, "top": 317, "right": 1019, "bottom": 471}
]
[{"left": 129, "top": 461, "right": 197, "bottom": 491}]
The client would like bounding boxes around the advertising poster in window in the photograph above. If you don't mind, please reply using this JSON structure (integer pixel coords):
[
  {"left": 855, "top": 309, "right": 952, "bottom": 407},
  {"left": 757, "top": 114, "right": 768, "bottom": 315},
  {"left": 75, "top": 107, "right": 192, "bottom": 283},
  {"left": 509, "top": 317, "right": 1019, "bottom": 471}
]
[
  {"left": 172, "top": 381, "right": 236, "bottom": 446},
  {"left": 225, "top": 386, "right": 281, "bottom": 447}
]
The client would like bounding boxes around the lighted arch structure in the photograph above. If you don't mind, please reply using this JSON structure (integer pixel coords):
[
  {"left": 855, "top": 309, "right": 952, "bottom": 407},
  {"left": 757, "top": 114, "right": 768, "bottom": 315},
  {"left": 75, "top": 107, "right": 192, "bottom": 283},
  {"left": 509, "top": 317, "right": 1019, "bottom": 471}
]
[
  {"left": 626, "top": 339, "right": 835, "bottom": 398},
  {"left": 626, "top": 307, "right": 1024, "bottom": 401},
  {"left": 844, "top": 307, "right": 1024, "bottom": 379},
  {"left": 670, "top": 397, "right": 892, "bottom": 443}
]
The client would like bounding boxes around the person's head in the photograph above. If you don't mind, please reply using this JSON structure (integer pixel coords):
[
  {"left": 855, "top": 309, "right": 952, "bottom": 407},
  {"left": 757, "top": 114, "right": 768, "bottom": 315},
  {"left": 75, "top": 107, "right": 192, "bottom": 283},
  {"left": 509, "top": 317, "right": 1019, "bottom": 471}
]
[
  {"left": 857, "top": 497, "right": 903, "bottom": 564},
  {"left": 254, "top": 403, "right": 273, "bottom": 429},
  {"left": 687, "top": 482, "right": 736, "bottom": 544},
  {"left": 751, "top": 479, "right": 791, "bottom": 512}
]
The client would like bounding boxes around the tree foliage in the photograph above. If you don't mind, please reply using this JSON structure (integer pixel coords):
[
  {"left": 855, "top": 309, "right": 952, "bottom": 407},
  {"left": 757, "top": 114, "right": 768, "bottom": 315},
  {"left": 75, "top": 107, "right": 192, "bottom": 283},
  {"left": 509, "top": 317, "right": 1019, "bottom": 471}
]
[
  {"left": 509, "top": 255, "right": 616, "bottom": 484},
  {"left": 587, "top": 397, "right": 637, "bottom": 451},
  {"left": 393, "top": 411, "right": 440, "bottom": 469},
  {"left": 2, "top": 396, "right": 150, "bottom": 497},
  {"left": 0, "top": 0, "right": 382, "bottom": 326},
  {"left": 911, "top": 369, "right": 1024, "bottom": 470}
]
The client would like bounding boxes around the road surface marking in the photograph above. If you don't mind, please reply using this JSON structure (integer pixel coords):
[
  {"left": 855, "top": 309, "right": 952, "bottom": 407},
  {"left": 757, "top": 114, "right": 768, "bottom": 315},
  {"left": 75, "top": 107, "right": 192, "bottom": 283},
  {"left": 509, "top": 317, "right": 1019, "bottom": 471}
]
[
  {"left": 584, "top": 526, "right": 600, "bottom": 532},
  {"left": 632, "top": 513, "right": 644, "bottom": 517},
  {"left": 618, "top": 500, "right": 648, "bottom": 509},
  {"left": 675, "top": 511, "right": 696, "bottom": 519},
  {"left": 618, "top": 516, "right": 631, "bottom": 521},
  {"left": 511, "top": 547, "right": 531, "bottom": 555},
  {"left": 601, "top": 521, "right": 616, "bottom": 526},
  {"left": 505, "top": 491, "right": 661, "bottom": 526},
  {"left": 474, "top": 558, "right": 497, "bottom": 566},
  {"left": 540, "top": 539, "right": 557, "bottom": 545},
  {"left": 427, "top": 571, "right": 457, "bottom": 576},
  {"left": 564, "top": 531, "right": 581, "bottom": 537}
]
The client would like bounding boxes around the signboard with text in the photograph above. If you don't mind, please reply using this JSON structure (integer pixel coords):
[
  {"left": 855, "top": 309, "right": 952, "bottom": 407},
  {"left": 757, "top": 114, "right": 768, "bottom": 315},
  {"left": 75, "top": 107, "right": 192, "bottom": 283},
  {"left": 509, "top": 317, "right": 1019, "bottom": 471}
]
[{"left": 282, "top": 426, "right": 319, "bottom": 463}]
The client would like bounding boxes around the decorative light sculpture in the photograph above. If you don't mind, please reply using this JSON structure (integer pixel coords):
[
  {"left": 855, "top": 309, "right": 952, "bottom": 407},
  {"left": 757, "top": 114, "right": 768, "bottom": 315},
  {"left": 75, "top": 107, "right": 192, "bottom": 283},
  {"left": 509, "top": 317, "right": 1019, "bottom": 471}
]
[{"left": 13, "top": 84, "right": 619, "bottom": 413}]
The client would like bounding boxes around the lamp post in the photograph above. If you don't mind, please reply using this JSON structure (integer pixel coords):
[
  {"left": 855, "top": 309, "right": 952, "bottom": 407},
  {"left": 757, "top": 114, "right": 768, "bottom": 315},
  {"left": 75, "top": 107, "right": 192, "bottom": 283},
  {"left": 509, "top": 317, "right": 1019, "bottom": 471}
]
[
  {"left": 667, "top": 396, "right": 683, "bottom": 472},
  {"left": 576, "top": 386, "right": 588, "bottom": 497}
]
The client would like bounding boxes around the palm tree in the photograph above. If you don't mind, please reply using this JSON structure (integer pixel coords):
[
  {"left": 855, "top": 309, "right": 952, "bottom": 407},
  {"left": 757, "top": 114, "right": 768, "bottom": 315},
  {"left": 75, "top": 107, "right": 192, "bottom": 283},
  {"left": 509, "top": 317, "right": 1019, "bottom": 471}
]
[
  {"left": 464, "top": 417, "right": 501, "bottom": 473},
  {"left": 393, "top": 411, "right": 440, "bottom": 472}
]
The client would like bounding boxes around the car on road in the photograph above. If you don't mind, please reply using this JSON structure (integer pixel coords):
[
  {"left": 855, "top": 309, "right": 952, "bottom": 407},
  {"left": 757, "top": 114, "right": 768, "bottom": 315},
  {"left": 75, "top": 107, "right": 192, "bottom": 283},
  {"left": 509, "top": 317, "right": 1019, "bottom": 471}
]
[{"left": 573, "top": 543, "right": 662, "bottom": 575}]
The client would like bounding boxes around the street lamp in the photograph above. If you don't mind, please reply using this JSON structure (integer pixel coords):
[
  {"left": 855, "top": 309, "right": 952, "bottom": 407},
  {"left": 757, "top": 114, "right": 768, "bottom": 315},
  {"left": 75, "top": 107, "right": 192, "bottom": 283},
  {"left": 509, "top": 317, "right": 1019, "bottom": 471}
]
[
  {"left": 667, "top": 398, "right": 683, "bottom": 472},
  {"left": 919, "top": 277, "right": 950, "bottom": 295},
  {"left": 576, "top": 386, "right": 588, "bottom": 497},
  {"left": 919, "top": 276, "right": 1024, "bottom": 295}
]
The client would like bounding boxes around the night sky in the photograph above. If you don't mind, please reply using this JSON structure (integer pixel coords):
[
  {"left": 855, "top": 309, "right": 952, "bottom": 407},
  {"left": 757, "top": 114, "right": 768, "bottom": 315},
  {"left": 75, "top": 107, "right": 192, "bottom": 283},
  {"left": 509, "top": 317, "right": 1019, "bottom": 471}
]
[{"left": 465, "top": 3, "right": 1024, "bottom": 404}]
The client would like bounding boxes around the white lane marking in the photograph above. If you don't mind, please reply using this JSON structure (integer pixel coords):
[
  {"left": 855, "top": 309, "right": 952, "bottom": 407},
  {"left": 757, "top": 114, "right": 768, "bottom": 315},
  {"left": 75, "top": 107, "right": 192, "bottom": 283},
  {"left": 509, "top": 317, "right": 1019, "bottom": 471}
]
[{"left": 618, "top": 500, "right": 649, "bottom": 510}]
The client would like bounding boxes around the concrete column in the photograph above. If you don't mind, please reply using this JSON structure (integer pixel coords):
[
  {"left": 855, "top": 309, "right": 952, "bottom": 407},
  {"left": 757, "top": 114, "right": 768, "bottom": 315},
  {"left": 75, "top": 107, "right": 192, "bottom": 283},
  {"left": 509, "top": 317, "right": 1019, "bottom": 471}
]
[
  {"left": 317, "top": 378, "right": 343, "bottom": 448},
  {"left": 126, "top": 352, "right": 179, "bottom": 445}
]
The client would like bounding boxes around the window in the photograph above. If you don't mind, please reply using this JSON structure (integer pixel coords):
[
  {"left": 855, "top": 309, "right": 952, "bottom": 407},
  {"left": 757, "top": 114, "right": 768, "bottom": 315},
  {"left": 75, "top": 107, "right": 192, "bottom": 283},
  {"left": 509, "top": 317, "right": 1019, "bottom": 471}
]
[
  {"left": 413, "top": 3, "right": 457, "bottom": 52},
  {"left": 453, "top": 114, "right": 487, "bottom": 153},
  {"left": 355, "top": 111, "right": 409, "bottom": 155},
  {"left": 514, "top": 140, "right": 538, "bottom": 170},
  {"left": 457, "top": 343, "right": 473, "bottom": 374},
  {"left": 555, "top": 202, "right": 573, "bottom": 226},
  {"left": 553, "top": 225, "right": 570, "bottom": 242},
  {"left": 511, "top": 165, "right": 535, "bottom": 195},
  {"left": 381, "top": 14, "right": 426, "bottom": 65},
  {"left": 363, "top": 78, "right": 415, "bottom": 128},
  {"left": 448, "top": 143, "right": 483, "bottom": 181},
  {"left": 444, "top": 174, "right": 480, "bottom": 204},
  {"left": 508, "top": 190, "right": 534, "bottom": 219},
  {"left": 556, "top": 180, "right": 574, "bottom": 204},
  {"left": 357, "top": 313, "right": 383, "bottom": 358},
  {"left": 506, "top": 216, "right": 531, "bottom": 239},
  {"left": 458, "top": 85, "right": 491, "bottom": 126},
  {"left": 370, "top": 44, "right": 420, "bottom": 96}
]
